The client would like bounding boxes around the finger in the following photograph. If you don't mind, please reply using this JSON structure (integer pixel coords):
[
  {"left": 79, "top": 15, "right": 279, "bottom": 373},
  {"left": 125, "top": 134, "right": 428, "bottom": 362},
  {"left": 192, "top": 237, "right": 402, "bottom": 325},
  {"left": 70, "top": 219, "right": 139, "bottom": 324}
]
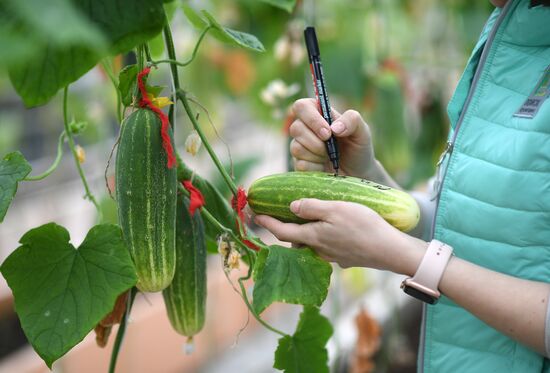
[
  {"left": 254, "top": 215, "right": 311, "bottom": 244},
  {"left": 289, "top": 198, "right": 334, "bottom": 221},
  {"left": 292, "top": 98, "right": 334, "bottom": 141},
  {"left": 293, "top": 158, "right": 325, "bottom": 172},
  {"left": 330, "top": 109, "right": 370, "bottom": 142},
  {"left": 288, "top": 120, "right": 327, "bottom": 157},
  {"left": 290, "top": 139, "right": 326, "bottom": 163}
]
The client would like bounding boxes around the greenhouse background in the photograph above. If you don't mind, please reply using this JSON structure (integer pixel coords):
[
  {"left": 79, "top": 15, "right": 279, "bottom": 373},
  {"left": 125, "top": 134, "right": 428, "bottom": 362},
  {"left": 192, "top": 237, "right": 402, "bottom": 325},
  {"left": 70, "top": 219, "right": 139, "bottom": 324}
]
[{"left": 0, "top": 0, "right": 494, "bottom": 372}]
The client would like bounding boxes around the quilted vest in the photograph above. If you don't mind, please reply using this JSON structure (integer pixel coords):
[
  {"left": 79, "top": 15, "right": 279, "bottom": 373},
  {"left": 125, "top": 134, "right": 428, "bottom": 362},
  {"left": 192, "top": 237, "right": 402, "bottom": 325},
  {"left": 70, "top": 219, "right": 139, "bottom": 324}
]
[{"left": 420, "top": 1, "right": 550, "bottom": 372}]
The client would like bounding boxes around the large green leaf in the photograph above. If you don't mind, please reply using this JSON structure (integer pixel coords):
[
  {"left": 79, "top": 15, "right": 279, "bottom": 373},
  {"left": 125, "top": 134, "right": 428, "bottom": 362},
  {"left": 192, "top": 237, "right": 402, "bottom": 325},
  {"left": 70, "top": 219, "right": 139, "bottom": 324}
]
[
  {"left": 0, "top": 151, "right": 32, "bottom": 223},
  {"left": 252, "top": 246, "right": 332, "bottom": 314},
  {"left": 148, "top": 1, "right": 179, "bottom": 58},
  {"left": 8, "top": 0, "right": 166, "bottom": 107},
  {"left": 274, "top": 306, "right": 333, "bottom": 373},
  {"left": 0, "top": 0, "right": 106, "bottom": 69},
  {"left": 0, "top": 223, "right": 137, "bottom": 367},
  {"left": 260, "top": 0, "right": 297, "bottom": 13},
  {"left": 182, "top": 5, "right": 265, "bottom": 52}
]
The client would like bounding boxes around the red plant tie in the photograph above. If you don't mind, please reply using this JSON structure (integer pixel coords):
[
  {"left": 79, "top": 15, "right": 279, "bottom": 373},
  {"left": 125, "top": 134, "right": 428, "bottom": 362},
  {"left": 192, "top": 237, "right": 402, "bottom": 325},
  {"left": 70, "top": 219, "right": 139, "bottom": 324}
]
[
  {"left": 183, "top": 180, "right": 205, "bottom": 216},
  {"left": 136, "top": 67, "right": 176, "bottom": 169},
  {"left": 231, "top": 187, "right": 259, "bottom": 251},
  {"left": 231, "top": 187, "right": 248, "bottom": 223}
]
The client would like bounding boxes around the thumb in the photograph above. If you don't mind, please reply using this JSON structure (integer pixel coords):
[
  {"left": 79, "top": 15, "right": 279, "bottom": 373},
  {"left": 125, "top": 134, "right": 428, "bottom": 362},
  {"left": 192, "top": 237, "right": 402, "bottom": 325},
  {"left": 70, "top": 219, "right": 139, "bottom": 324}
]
[
  {"left": 290, "top": 198, "right": 333, "bottom": 221},
  {"left": 330, "top": 110, "right": 370, "bottom": 144}
]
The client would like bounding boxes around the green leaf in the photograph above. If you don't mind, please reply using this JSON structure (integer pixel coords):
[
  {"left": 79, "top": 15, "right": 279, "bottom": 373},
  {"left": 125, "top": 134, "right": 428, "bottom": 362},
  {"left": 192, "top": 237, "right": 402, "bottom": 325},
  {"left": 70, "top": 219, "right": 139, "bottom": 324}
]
[
  {"left": 144, "top": 1, "right": 178, "bottom": 58},
  {"left": 252, "top": 246, "right": 332, "bottom": 314},
  {"left": 0, "top": 0, "right": 106, "bottom": 69},
  {"left": 182, "top": 5, "right": 265, "bottom": 52},
  {"left": 0, "top": 223, "right": 137, "bottom": 367},
  {"left": 7, "top": 0, "right": 106, "bottom": 49},
  {"left": 147, "top": 85, "right": 166, "bottom": 98},
  {"left": 274, "top": 306, "right": 333, "bottom": 373},
  {"left": 9, "top": 45, "right": 100, "bottom": 107},
  {"left": 260, "top": 0, "right": 297, "bottom": 12},
  {"left": 0, "top": 151, "right": 32, "bottom": 223},
  {"left": 118, "top": 64, "right": 138, "bottom": 107},
  {"left": 182, "top": 4, "right": 208, "bottom": 30},
  {"left": 9, "top": 0, "right": 166, "bottom": 107},
  {"left": 118, "top": 64, "right": 166, "bottom": 107}
]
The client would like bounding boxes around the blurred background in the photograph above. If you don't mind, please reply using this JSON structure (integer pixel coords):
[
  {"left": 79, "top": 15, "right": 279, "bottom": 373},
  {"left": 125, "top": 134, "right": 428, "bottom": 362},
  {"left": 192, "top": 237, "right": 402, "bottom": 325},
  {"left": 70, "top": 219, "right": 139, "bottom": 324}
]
[{"left": 0, "top": 0, "right": 493, "bottom": 372}]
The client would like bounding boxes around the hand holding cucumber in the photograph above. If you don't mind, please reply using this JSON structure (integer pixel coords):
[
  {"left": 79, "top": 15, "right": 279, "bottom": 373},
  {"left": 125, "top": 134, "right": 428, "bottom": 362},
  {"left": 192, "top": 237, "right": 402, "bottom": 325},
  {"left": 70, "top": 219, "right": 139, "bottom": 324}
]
[{"left": 254, "top": 198, "right": 426, "bottom": 274}]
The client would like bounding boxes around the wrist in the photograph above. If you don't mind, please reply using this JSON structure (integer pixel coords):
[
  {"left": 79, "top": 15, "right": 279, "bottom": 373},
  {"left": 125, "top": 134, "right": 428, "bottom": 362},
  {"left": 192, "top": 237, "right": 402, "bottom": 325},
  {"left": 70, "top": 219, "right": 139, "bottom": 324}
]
[
  {"left": 389, "top": 235, "right": 428, "bottom": 276},
  {"left": 400, "top": 240, "right": 454, "bottom": 304}
]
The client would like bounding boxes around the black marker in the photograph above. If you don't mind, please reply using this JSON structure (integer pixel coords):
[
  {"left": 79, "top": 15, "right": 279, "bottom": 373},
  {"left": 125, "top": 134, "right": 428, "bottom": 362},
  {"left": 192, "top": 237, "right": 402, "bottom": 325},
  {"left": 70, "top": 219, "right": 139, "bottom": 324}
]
[{"left": 304, "top": 26, "right": 340, "bottom": 175}]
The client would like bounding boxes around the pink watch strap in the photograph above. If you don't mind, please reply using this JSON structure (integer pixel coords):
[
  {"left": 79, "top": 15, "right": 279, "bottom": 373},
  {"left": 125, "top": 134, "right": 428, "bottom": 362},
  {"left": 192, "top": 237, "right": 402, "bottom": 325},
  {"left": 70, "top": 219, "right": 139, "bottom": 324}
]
[{"left": 410, "top": 240, "right": 453, "bottom": 295}]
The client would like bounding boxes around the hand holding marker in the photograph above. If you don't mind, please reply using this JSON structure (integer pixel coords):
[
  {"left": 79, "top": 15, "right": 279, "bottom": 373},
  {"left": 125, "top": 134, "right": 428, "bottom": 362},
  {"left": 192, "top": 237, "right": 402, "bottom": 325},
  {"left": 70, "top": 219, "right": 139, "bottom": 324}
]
[{"left": 304, "top": 26, "right": 340, "bottom": 175}]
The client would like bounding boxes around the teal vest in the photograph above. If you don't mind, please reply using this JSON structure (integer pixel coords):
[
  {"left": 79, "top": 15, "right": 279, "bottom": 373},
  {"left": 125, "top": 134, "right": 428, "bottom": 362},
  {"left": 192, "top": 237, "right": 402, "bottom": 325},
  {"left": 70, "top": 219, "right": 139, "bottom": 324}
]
[{"left": 421, "top": 1, "right": 550, "bottom": 371}]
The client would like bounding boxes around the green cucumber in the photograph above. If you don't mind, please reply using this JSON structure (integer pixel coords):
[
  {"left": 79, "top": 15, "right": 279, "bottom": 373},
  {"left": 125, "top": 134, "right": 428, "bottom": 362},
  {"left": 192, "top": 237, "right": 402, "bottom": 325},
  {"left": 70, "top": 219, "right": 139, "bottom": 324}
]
[
  {"left": 163, "top": 196, "right": 207, "bottom": 341},
  {"left": 247, "top": 172, "right": 420, "bottom": 232},
  {"left": 116, "top": 109, "right": 177, "bottom": 292}
]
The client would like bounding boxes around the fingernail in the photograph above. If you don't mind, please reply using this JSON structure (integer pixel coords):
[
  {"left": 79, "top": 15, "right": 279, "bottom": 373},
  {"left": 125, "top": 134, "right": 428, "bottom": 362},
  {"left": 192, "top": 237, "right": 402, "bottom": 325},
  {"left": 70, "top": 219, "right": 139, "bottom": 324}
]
[
  {"left": 331, "top": 121, "right": 345, "bottom": 134},
  {"left": 318, "top": 127, "right": 330, "bottom": 140},
  {"left": 290, "top": 200, "right": 302, "bottom": 214}
]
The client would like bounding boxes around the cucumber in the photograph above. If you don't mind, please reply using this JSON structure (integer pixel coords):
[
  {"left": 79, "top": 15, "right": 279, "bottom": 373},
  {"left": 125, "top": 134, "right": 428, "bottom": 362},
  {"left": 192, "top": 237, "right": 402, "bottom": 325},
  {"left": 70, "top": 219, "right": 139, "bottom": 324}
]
[
  {"left": 163, "top": 196, "right": 207, "bottom": 340},
  {"left": 116, "top": 109, "right": 177, "bottom": 292},
  {"left": 247, "top": 172, "right": 419, "bottom": 232}
]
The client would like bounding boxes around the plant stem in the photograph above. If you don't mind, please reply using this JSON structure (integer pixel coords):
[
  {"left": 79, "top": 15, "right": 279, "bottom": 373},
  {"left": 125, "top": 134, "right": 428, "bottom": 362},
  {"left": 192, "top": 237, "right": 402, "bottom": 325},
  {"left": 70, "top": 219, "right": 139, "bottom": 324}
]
[
  {"left": 176, "top": 89, "right": 238, "bottom": 196},
  {"left": 108, "top": 287, "right": 137, "bottom": 373},
  {"left": 154, "top": 26, "right": 212, "bottom": 68},
  {"left": 176, "top": 182, "right": 244, "bottom": 247},
  {"left": 100, "top": 59, "right": 123, "bottom": 123},
  {"left": 62, "top": 87, "right": 101, "bottom": 214},
  {"left": 161, "top": 21, "right": 237, "bottom": 196},
  {"left": 162, "top": 23, "right": 180, "bottom": 91},
  {"left": 23, "top": 132, "right": 65, "bottom": 181},
  {"left": 238, "top": 254, "right": 287, "bottom": 337},
  {"left": 143, "top": 44, "right": 153, "bottom": 63},
  {"left": 163, "top": 22, "right": 180, "bottom": 127}
]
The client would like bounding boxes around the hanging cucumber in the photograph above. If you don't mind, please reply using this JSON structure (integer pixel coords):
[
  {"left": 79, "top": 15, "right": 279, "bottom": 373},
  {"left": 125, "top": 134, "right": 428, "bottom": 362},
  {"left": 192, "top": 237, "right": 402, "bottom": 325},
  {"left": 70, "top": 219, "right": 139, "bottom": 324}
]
[
  {"left": 116, "top": 108, "right": 177, "bottom": 292},
  {"left": 163, "top": 196, "right": 207, "bottom": 343}
]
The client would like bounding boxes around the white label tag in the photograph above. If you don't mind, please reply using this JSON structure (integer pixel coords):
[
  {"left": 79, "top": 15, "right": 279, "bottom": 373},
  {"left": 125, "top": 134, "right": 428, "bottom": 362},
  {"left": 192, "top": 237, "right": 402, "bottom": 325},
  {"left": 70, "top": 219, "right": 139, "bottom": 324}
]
[{"left": 514, "top": 65, "right": 550, "bottom": 119}]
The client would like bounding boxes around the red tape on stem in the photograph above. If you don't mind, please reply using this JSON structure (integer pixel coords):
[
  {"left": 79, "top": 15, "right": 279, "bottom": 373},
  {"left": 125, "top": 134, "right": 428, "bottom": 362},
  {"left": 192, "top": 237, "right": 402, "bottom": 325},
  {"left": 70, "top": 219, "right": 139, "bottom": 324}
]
[
  {"left": 137, "top": 67, "right": 176, "bottom": 169},
  {"left": 182, "top": 180, "right": 205, "bottom": 216},
  {"left": 231, "top": 187, "right": 259, "bottom": 251}
]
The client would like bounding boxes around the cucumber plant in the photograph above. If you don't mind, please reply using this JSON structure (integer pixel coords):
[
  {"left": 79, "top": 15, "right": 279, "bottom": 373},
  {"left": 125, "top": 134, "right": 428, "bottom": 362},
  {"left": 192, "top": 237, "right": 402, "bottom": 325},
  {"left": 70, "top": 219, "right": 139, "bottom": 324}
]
[{"left": 0, "top": 1, "right": 337, "bottom": 372}]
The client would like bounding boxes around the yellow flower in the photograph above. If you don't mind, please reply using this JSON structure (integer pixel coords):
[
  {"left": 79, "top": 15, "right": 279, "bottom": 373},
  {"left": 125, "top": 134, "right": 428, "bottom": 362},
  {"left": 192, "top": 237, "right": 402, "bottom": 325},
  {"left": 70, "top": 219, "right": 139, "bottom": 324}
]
[{"left": 148, "top": 94, "right": 173, "bottom": 109}]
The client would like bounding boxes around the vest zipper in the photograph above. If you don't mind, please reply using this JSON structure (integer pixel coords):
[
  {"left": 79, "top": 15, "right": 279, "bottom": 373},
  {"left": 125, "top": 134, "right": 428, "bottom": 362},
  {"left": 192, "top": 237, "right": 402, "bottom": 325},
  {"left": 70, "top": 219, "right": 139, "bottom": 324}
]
[{"left": 417, "top": 1, "right": 515, "bottom": 371}]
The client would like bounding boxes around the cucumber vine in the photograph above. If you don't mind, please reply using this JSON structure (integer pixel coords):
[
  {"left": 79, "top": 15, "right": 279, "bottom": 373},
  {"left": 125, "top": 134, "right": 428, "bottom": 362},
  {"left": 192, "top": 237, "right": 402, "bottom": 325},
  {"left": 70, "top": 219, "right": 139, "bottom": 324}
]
[{"left": 0, "top": 1, "right": 334, "bottom": 372}]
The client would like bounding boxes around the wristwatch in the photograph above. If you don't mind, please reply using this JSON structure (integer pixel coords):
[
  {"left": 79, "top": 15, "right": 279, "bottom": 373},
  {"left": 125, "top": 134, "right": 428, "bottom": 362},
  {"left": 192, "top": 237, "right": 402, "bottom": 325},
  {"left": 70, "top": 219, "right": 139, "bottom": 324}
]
[{"left": 400, "top": 240, "right": 453, "bottom": 304}]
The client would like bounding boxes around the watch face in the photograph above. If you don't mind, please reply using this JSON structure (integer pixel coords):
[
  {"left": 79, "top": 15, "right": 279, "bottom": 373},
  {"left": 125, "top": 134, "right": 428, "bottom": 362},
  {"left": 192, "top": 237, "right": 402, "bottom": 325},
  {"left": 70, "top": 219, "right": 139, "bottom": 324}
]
[{"left": 403, "top": 285, "right": 438, "bottom": 304}]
